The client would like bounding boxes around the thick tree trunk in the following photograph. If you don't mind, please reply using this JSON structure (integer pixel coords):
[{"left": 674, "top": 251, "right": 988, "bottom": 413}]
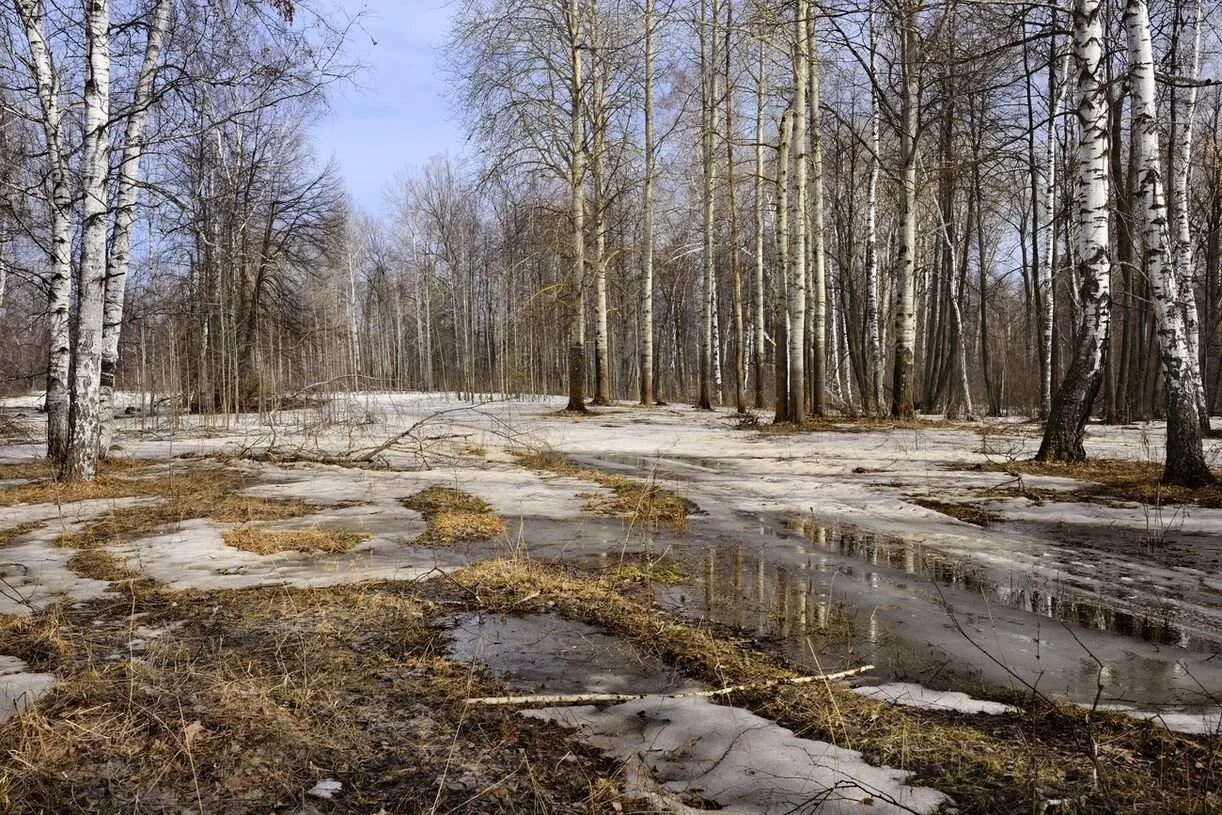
[
  {"left": 99, "top": 0, "right": 171, "bottom": 454},
  {"left": 1124, "top": 0, "right": 1214, "bottom": 486},
  {"left": 1037, "top": 0, "right": 1111, "bottom": 463},
  {"left": 1167, "top": 0, "right": 1208, "bottom": 431},
  {"left": 63, "top": 0, "right": 112, "bottom": 481}
]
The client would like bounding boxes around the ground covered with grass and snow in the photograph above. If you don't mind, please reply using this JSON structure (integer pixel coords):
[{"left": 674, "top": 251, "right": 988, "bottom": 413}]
[{"left": 0, "top": 391, "right": 1218, "bottom": 813}]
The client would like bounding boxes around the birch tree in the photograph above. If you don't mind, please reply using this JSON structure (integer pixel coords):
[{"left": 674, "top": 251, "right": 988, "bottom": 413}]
[
  {"left": 787, "top": 0, "right": 809, "bottom": 424},
  {"left": 99, "top": 0, "right": 173, "bottom": 454},
  {"left": 13, "top": 0, "right": 72, "bottom": 466},
  {"left": 890, "top": 0, "right": 919, "bottom": 419},
  {"left": 63, "top": 0, "right": 113, "bottom": 480},
  {"left": 639, "top": 0, "right": 656, "bottom": 406},
  {"left": 1036, "top": 0, "right": 1110, "bottom": 462},
  {"left": 1123, "top": 0, "right": 1214, "bottom": 486}
]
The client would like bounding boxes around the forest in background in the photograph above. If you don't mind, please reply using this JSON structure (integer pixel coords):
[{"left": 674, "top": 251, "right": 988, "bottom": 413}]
[{"left": 0, "top": 0, "right": 1219, "bottom": 484}]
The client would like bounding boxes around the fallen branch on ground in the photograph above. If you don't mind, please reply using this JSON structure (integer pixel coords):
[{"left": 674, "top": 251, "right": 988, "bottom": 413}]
[{"left": 463, "top": 665, "right": 875, "bottom": 707}]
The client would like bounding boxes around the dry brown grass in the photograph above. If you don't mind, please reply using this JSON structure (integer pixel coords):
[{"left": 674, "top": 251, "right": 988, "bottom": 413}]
[
  {"left": 66, "top": 549, "right": 143, "bottom": 582},
  {"left": 984, "top": 458, "right": 1222, "bottom": 508},
  {"left": 0, "top": 521, "right": 43, "bottom": 548},
  {"left": 910, "top": 498, "right": 1000, "bottom": 526},
  {"left": 446, "top": 558, "right": 1220, "bottom": 814},
  {"left": 753, "top": 415, "right": 988, "bottom": 436},
  {"left": 49, "top": 465, "right": 322, "bottom": 550},
  {"left": 514, "top": 449, "right": 696, "bottom": 532},
  {"left": 222, "top": 525, "right": 367, "bottom": 555},
  {"left": 0, "top": 583, "right": 637, "bottom": 813},
  {"left": 402, "top": 486, "right": 507, "bottom": 543}
]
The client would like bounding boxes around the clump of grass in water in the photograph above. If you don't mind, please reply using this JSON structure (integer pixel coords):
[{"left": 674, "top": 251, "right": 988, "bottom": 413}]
[
  {"left": 222, "top": 526, "right": 368, "bottom": 555},
  {"left": 402, "top": 486, "right": 507, "bottom": 543},
  {"left": 513, "top": 449, "right": 696, "bottom": 533}
]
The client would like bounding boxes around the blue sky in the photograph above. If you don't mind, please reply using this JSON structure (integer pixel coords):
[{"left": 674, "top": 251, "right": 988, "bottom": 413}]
[{"left": 316, "top": 0, "right": 466, "bottom": 216}]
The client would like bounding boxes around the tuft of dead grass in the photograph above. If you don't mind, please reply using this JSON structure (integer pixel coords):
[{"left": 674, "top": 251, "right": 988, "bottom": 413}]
[
  {"left": 402, "top": 486, "right": 507, "bottom": 543},
  {"left": 910, "top": 498, "right": 999, "bottom": 526},
  {"left": 66, "top": 549, "right": 143, "bottom": 582},
  {"left": 444, "top": 558, "right": 1220, "bottom": 814},
  {"left": 0, "top": 521, "right": 43, "bottom": 548},
  {"left": 984, "top": 458, "right": 1222, "bottom": 508},
  {"left": 514, "top": 449, "right": 696, "bottom": 532},
  {"left": 222, "top": 525, "right": 367, "bottom": 555}
]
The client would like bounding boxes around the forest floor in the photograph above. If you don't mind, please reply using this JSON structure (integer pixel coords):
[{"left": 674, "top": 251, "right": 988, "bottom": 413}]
[{"left": 0, "top": 391, "right": 1218, "bottom": 814}]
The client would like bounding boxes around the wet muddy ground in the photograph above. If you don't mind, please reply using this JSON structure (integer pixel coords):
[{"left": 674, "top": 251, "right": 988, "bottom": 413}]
[{"left": 0, "top": 395, "right": 1219, "bottom": 812}]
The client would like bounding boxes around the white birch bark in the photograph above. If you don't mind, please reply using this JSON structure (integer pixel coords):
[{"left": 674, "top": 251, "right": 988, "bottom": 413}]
[
  {"left": 864, "top": 3, "right": 883, "bottom": 414},
  {"left": 773, "top": 106, "right": 792, "bottom": 422},
  {"left": 890, "top": 0, "right": 919, "bottom": 419},
  {"left": 65, "top": 0, "right": 112, "bottom": 480},
  {"left": 698, "top": 0, "right": 717, "bottom": 410},
  {"left": 14, "top": 0, "right": 72, "bottom": 466},
  {"left": 1167, "top": 0, "right": 1207, "bottom": 429},
  {"left": 807, "top": 8, "right": 826, "bottom": 416},
  {"left": 788, "top": 0, "right": 809, "bottom": 423},
  {"left": 565, "top": 0, "right": 588, "bottom": 412},
  {"left": 99, "top": 0, "right": 172, "bottom": 454},
  {"left": 639, "top": 0, "right": 655, "bottom": 405},
  {"left": 590, "top": 8, "right": 611, "bottom": 405},
  {"left": 752, "top": 33, "right": 766, "bottom": 409},
  {"left": 1037, "top": 0, "right": 1110, "bottom": 462},
  {"left": 1124, "top": 0, "right": 1213, "bottom": 485}
]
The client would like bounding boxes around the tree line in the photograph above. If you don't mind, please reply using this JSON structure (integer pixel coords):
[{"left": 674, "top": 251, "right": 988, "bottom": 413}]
[{"left": 0, "top": 0, "right": 1219, "bottom": 487}]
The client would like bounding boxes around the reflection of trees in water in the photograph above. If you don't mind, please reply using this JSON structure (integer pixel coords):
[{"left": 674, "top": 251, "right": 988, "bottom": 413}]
[{"left": 697, "top": 520, "right": 1194, "bottom": 663}]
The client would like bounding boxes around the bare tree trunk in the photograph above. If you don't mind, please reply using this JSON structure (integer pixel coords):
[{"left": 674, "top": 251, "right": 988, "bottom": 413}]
[
  {"left": 774, "top": 106, "right": 793, "bottom": 423},
  {"left": 698, "top": 0, "right": 718, "bottom": 410},
  {"left": 890, "top": 0, "right": 919, "bottom": 419},
  {"left": 64, "top": 0, "right": 112, "bottom": 481},
  {"left": 15, "top": 0, "right": 72, "bottom": 466},
  {"left": 1037, "top": 0, "right": 1110, "bottom": 462},
  {"left": 590, "top": 11, "right": 611, "bottom": 406},
  {"left": 1124, "top": 0, "right": 1214, "bottom": 486},
  {"left": 639, "top": 0, "right": 656, "bottom": 406},
  {"left": 807, "top": 8, "right": 826, "bottom": 417},
  {"left": 99, "top": 0, "right": 171, "bottom": 454},
  {"left": 725, "top": 0, "right": 745, "bottom": 413},
  {"left": 788, "top": 0, "right": 809, "bottom": 424},
  {"left": 565, "top": 0, "right": 588, "bottom": 412},
  {"left": 753, "top": 34, "right": 767, "bottom": 410},
  {"left": 1039, "top": 33, "right": 1069, "bottom": 420},
  {"left": 864, "top": 3, "right": 884, "bottom": 414},
  {"left": 1167, "top": 0, "right": 1208, "bottom": 431}
]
